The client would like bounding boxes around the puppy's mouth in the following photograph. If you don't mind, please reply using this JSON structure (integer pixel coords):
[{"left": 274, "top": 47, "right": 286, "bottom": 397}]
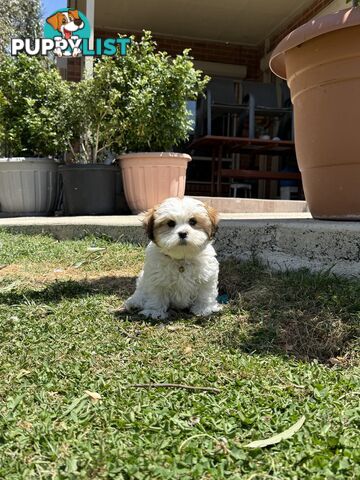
[
  {"left": 178, "top": 239, "right": 188, "bottom": 245},
  {"left": 63, "top": 28, "right": 72, "bottom": 39}
]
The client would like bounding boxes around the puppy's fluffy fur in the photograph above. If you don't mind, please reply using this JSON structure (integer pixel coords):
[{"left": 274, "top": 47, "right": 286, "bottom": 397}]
[{"left": 124, "top": 197, "right": 221, "bottom": 319}]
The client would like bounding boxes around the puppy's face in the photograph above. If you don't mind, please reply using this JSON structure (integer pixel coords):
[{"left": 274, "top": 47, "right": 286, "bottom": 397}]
[{"left": 143, "top": 197, "right": 218, "bottom": 259}]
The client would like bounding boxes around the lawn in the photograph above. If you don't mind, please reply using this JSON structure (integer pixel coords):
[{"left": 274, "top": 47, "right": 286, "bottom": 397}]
[{"left": 0, "top": 231, "right": 359, "bottom": 479}]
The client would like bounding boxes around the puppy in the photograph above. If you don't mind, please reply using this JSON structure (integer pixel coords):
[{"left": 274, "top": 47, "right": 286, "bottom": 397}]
[
  {"left": 124, "top": 197, "right": 222, "bottom": 320},
  {"left": 46, "top": 10, "right": 84, "bottom": 57}
]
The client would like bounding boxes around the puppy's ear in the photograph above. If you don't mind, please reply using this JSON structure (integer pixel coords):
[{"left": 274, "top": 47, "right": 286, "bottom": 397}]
[
  {"left": 46, "top": 12, "right": 62, "bottom": 31},
  {"left": 204, "top": 204, "right": 219, "bottom": 239},
  {"left": 142, "top": 207, "right": 156, "bottom": 240}
]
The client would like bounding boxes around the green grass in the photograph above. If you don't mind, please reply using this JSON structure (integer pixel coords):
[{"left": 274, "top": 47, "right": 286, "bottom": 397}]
[{"left": 0, "top": 231, "right": 359, "bottom": 479}]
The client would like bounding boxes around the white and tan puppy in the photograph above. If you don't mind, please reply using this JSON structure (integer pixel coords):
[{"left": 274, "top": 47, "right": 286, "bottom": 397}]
[{"left": 125, "top": 197, "right": 222, "bottom": 320}]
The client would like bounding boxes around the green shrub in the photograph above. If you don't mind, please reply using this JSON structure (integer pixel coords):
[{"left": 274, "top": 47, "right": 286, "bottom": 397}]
[
  {"left": 94, "top": 31, "right": 209, "bottom": 153},
  {"left": 0, "top": 32, "right": 208, "bottom": 162},
  {"left": 67, "top": 63, "right": 126, "bottom": 163},
  {"left": 0, "top": 54, "right": 73, "bottom": 157}
]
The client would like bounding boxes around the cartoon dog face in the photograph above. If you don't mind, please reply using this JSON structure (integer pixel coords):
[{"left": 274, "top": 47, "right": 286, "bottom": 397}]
[{"left": 46, "top": 10, "right": 84, "bottom": 40}]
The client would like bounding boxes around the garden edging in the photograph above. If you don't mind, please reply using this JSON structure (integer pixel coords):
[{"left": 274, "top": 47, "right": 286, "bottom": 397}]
[{"left": 1, "top": 213, "right": 360, "bottom": 277}]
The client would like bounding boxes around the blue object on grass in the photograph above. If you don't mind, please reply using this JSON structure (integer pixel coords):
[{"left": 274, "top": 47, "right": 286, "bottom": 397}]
[{"left": 217, "top": 294, "right": 229, "bottom": 304}]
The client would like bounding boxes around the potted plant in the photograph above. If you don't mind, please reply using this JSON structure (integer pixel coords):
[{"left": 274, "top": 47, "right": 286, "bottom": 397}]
[
  {"left": 96, "top": 31, "right": 209, "bottom": 214},
  {"left": 270, "top": 0, "right": 360, "bottom": 220},
  {"left": 59, "top": 67, "right": 125, "bottom": 216},
  {"left": 0, "top": 54, "right": 72, "bottom": 215}
]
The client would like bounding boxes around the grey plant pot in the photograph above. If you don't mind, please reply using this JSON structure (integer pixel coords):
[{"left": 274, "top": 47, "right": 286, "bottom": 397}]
[
  {"left": 0, "top": 157, "right": 59, "bottom": 216},
  {"left": 59, "top": 164, "right": 118, "bottom": 215}
]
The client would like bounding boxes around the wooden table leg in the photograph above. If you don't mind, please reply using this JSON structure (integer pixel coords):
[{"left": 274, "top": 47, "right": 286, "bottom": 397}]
[
  {"left": 258, "top": 154, "right": 267, "bottom": 198},
  {"left": 216, "top": 145, "right": 223, "bottom": 196},
  {"left": 211, "top": 146, "right": 216, "bottom": 197}
]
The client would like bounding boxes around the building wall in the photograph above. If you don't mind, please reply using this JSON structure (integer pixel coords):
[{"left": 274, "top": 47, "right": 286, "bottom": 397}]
[
  {"left": 95, "top": 29, "right": 261, "bottom": 80},
  {"left": 268, "top": 0, "right": 335, "bottom": 52},
  {"left": 66, "top": 0, "right": 342, "bottom": 82},
  {"left": 66, "top": 58, "right": 82, "bottom": 82}
]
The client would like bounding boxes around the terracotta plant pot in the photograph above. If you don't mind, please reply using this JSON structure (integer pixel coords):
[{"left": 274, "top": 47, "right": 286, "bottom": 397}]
[
  {"left": 270, "top": 7, "right": 360, "bottom": 220},
  {"left": 119, "top": 152, "right": 191, "bottom": 213}
]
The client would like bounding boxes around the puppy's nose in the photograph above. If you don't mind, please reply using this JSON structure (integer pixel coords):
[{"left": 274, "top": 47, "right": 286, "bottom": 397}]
[
  {"left": 74, "top": 18, "right": 82, "bottom": 26},
  {"left": 178, "top": 231, "right": 188, "bottom": 239}
]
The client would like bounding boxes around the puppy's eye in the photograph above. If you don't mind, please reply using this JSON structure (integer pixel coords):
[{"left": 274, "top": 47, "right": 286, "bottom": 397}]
[
  {"left": 189, "top": 218, "right": 197, "bottom": 226},
  {"left": 167, "top": 220, "right": 176, "bottom": 228},
  {"left": 62, "top": 18, "right": 67, "bottom": 24}
]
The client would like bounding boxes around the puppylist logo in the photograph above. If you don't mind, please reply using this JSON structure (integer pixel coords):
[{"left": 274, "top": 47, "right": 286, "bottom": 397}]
[{"left": 11, "top": 8, "right": 130, "bottom": 57}]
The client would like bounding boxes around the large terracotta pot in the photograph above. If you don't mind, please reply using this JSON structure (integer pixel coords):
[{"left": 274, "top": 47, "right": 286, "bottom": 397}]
[
  {"left": 119, "top": 152, "right": 191, "bottom": 213},
  {"left": 270, "top": 7, "right": 360, "bottom": 220}
]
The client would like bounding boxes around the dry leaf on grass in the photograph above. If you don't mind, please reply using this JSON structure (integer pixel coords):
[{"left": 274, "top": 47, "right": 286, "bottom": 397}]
[
  {"left": 245, "top": 416, "right": 305, "bottom": 448},
  {"left": 17, "top": 421, "right": 33, "bottom": 430},
  {"left": 188, "top": 416, "right": 201, "bottom": 426},
  {"left": 72, "top": 261, "right": 86, "bottom": 269},
  {"left": 85, "top": 390, "right": 102, "bottom": 403},
  {"left": 167, "top": 325, "right": 183, "bottom": 331}
]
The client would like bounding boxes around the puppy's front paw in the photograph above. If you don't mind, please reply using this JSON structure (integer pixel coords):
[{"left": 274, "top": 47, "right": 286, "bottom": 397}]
[
  {"left": 72, "top": 47, "right": 81, "bottom": 57},
  {"left": 139, "top": 309, "right": 168, "bottom": 320},
  {"left": 124, "top": 296, "right": 140, "bottom": 311},
  {"left": 191, "top": 303, "right": 223, "bottom": 317}
]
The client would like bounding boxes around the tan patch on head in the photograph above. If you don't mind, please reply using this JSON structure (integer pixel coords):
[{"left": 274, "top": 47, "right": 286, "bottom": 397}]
[
  {"left": 142, "top": 207, "right": 157, "bottom": 240},
  {"left": 203, "top": 204, "right": 219, "bottom": 239}
]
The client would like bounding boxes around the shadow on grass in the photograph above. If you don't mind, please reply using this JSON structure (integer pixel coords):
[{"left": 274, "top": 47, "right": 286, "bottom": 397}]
[
  {"left": 0, "top": 275, "right": 136, "bottom": 304},
  {"left": 1, "top": 259, "right": 359, "bottom": 363},
  {"left": 218, "top": 259, "right": 360, "bottom": 364}
]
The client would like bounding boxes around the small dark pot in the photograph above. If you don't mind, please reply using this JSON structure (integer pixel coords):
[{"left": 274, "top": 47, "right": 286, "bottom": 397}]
[{"left": 60, "top": 164, "right": 118, "bottom": 215}]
